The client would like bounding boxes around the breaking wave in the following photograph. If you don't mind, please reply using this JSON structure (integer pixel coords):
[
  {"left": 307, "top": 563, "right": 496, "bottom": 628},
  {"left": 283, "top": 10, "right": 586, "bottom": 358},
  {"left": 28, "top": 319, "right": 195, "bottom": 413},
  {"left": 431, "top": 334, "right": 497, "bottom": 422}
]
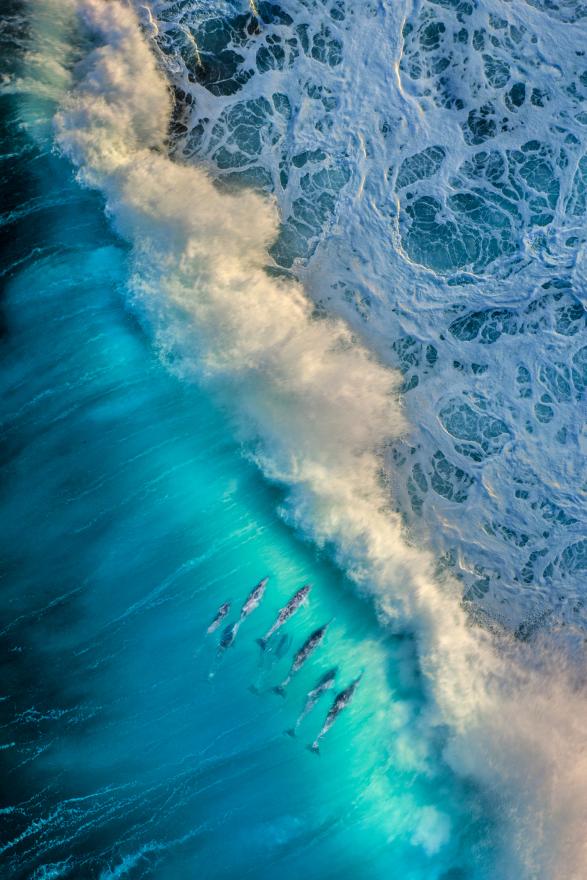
[{"left": 49, "top": 1, "right": 587, "bottom": 877}]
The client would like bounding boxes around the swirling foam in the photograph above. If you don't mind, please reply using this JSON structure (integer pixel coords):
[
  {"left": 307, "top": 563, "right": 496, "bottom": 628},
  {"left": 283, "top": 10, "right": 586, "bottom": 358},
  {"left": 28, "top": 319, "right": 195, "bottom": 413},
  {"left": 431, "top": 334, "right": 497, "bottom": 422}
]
[{"left": 150, "top": 0, "right": 587, "bottom": 635}]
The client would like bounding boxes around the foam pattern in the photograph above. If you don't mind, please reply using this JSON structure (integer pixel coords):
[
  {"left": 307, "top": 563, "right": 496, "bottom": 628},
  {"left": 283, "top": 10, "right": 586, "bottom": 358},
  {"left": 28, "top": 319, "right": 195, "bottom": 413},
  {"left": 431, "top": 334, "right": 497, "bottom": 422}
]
[{"left": 149, "top": 0, "right": 586, "bottom": 634}]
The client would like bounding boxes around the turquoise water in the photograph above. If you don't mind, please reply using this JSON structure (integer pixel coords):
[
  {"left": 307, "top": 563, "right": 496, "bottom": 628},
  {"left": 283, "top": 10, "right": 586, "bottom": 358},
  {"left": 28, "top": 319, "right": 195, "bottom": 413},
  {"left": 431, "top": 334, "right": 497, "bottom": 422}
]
[
  {"left": 2, "top": 1, "right": 587, "bottom": 877},
  {"left": 0, "top": 9, "right": 489, "bottom": 879}
]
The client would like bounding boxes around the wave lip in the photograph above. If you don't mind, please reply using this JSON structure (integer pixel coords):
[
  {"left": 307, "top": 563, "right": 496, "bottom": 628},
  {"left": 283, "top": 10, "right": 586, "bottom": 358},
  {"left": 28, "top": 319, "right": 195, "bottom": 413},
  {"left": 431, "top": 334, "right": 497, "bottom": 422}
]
[{"left": 53, "top": 3, "right": 587, "bottom": 878}]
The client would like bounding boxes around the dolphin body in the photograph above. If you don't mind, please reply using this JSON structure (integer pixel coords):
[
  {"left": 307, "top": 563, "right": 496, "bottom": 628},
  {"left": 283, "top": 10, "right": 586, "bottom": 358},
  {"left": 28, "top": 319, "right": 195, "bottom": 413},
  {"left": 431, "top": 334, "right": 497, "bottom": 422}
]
[
  {"left": 256, "top": 585, "right": 311, "bottom": 650},
  {"left": 285, "top": 667, "right": 337, "bottom": 737},
  {"left": 206, "top": 601, "right": 231, "bottom": 634},
  {"left": 308, "top": 674, "right": 363, "bottom": 754},
  {"left": 217, "top": 577, "right": 269, "bottom": 653},
  {"left": 240, "top": 576, "right": 268, "bottom": 621},
  {"left": 273, "top": 622, "right": 330, "bottom": 696},
  {"left": 218, "top": 621, "right": 239, "bottom": 651}
]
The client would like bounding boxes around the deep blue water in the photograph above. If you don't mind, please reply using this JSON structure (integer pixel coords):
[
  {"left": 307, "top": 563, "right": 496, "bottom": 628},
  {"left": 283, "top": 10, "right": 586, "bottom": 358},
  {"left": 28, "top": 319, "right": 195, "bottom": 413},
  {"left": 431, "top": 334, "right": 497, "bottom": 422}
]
[{"left": 0, "top": 8, "right": 491, "bottom": 879}]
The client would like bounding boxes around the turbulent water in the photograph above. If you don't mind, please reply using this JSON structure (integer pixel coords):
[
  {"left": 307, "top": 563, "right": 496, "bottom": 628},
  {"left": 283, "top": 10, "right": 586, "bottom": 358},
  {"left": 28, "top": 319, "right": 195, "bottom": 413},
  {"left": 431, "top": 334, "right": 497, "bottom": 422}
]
[
  {"left": 155, "top": 0, "right": 587, "bottom": 632},
  {"left": 0, "top": 1, "right": 586, "bottom": 879}
]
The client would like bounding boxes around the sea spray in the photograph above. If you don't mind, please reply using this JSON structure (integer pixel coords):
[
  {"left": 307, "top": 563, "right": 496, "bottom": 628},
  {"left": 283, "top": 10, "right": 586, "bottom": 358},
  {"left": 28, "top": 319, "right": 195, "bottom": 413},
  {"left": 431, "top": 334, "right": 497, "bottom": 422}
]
[
  {"left": 0, "top": 4, "right": 473, "bottom": 876},
  {"left": 52, "top": 2, "right": 587, "bottom": 877}
]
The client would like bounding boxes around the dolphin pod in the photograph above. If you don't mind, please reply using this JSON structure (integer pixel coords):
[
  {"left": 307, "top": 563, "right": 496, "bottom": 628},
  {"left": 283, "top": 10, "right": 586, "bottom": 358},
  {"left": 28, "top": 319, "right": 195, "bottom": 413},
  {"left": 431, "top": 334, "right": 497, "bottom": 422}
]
[{"left": 208, "top": 578, "right": 361, "bottom": 753}]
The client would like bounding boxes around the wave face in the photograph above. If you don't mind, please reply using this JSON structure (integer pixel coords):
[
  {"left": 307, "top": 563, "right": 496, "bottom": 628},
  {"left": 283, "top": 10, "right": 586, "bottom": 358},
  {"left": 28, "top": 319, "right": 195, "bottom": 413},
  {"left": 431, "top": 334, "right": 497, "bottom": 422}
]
[
  {"left": 2, "top": 1, "right": 586, "bottom": 879},
  {"left": 2, "top": 5, "right": 482, "bottom": 879}
]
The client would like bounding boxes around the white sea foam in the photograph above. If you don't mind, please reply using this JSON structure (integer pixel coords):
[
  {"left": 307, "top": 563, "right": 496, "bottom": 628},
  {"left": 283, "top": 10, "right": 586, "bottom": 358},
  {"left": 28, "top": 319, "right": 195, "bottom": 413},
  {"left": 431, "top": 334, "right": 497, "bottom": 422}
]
[
  {"left": 150, "top": 0, "right": 587, "bottom": 634},
  {"left": 52, "top": 2, "right": 587, "bottom": 877}
]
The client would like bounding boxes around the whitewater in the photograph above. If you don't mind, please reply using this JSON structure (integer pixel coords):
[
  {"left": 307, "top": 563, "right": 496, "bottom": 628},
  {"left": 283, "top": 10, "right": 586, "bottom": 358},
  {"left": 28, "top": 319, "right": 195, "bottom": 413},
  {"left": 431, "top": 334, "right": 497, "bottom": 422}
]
[{"left": 2, "top": 0, "right": 586, "bottom": 878}]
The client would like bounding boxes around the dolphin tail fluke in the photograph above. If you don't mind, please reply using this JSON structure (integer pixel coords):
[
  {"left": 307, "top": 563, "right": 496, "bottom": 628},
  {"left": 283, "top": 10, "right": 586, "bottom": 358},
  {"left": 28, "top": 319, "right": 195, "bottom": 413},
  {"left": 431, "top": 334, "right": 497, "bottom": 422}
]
[
  {"left": 284, "top": 727, "right": 296, "bottom": 738},
  {"left": 248, "top": 684, "right": 261, "bottom": 695},
  {"left": 256, "top": 637, "right": 267, "bottom": 651},
  {"left": 272, "top": 684, "right": 286, "bottom": 697},
  {"left": 306, "top": 742, "right": 320, "bottom": 755}
]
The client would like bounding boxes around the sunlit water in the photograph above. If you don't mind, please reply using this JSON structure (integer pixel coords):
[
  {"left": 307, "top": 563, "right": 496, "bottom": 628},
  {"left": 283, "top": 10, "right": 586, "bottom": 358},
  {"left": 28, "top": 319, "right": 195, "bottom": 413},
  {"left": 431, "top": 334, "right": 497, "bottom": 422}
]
[
  {"left": 0, "top": 5, "right": 489, "bottom": 879},
  {"left": 1, "top": 1, "right": 586, "bottom": 879}
]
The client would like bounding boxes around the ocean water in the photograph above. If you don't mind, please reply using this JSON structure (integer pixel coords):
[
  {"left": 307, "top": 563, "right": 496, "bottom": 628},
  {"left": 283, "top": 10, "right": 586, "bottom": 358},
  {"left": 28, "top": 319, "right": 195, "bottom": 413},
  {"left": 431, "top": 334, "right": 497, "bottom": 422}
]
[
  {"left": 157, "top": 0, "right": 587, "bottom": 633},
  {"left": 0, "top": 2, "right": 585, "bottom": 880}
]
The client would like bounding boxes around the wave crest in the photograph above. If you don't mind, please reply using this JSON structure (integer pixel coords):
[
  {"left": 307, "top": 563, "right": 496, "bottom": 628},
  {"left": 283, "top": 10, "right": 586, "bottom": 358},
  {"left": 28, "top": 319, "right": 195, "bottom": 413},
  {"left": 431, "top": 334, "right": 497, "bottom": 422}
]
[{"left": 54, "top": 3, "right": 587, "bottom": 878}]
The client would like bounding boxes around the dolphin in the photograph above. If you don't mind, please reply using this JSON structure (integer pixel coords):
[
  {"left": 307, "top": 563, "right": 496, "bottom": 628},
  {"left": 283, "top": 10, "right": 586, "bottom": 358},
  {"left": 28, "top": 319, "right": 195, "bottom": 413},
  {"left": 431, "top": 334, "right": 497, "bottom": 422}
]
[
  {"left": 273, "top": 622, "right": 330, "bottom": 696},
  {"left": 218, "top": 621, "right": 239, "bottom": 652},
  {"left": 285, "top": 667, "right": 338, "bottom": 737},
  {"left": 239, "top": 576, "right": 268, "bottom": 621},
  {"left": 308, "top": 674, "right": 363, "bottom": 754},
  {"left": 206, "top": 601, "right": 231, "bottom": 635},
  {"left": 256, "top": 585, "right": 311, "bottom": 651},
  {"left": 217, "top": 577, "right": 269, "bottom": 653}
]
